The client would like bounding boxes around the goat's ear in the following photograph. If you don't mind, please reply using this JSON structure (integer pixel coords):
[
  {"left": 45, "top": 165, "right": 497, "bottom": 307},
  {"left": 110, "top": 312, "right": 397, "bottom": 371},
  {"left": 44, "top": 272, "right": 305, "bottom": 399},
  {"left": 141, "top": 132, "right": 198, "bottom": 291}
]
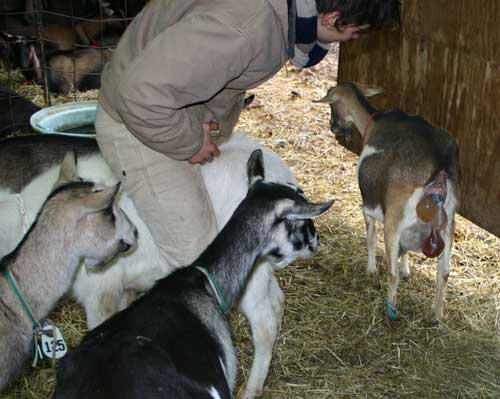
[
  {"left": 247, "top": 149, "right": 265, "bottom": 186},
  {"left": 285, "top": 200, "right": 334, "bottom": 220},
  {"left": 354, "top": 82, "right": 384, "bottom": 98},
  {"left": 52, "top": 151, "right": 78, "bottom": 191},
  {"left": 85, "top": 183, "right": 121, "bottom": 212},
  {"left": 59, "top": 151, "right": 78, "bottom": 182},
  {"left": 313, "top": 86, "right": 337, "bottom": 104}
]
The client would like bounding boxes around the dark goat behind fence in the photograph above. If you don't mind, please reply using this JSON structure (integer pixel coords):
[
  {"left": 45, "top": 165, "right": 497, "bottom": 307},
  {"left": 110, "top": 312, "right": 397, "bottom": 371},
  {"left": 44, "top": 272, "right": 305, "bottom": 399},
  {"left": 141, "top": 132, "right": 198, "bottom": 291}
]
[
  {"left": 47, "top": 47, "right": 113, "bottom": 94},
  {"left": 0, "top": 0, "right": 146, "bottom": 97}
]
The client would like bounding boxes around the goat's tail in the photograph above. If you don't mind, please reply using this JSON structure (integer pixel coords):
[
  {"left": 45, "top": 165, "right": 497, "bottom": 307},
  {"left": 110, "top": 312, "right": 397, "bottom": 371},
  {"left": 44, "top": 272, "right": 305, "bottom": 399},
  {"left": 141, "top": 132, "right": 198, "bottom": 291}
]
[
  {"left": 437, "top": 140, "right": 460, "bottom": 187},
  {"left": 428, "top": 132, "right": 460, "bottom": 187}
]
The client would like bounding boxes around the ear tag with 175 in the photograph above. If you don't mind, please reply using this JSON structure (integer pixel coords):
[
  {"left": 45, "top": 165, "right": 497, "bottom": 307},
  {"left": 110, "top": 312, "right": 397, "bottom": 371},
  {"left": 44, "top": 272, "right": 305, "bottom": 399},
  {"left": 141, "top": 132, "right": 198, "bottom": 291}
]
[{"left": 36, "top": 322, "right": 68, "bottom": 360}]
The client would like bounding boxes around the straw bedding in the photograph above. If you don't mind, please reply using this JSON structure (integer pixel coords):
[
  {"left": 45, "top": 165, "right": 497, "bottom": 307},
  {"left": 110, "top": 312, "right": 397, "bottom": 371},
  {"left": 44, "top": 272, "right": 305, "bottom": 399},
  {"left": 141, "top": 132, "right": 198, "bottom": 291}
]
[{"left": 1, "top": 46, "right": 499, "bottom": 399}]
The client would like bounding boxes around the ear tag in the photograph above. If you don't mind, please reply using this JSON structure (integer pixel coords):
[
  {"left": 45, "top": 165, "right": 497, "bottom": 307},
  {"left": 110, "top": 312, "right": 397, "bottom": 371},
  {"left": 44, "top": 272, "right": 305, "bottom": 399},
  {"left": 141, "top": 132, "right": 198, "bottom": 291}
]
[{"left": 35, "top": 321, "right": 68, "bottom": 362}]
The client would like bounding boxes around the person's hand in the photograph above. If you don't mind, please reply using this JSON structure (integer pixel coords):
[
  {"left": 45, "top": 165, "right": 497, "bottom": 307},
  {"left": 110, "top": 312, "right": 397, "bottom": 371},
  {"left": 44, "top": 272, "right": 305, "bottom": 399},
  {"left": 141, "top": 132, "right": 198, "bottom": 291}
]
[{"left": 188, "top": 122, "right": 221, "bottom": 165}]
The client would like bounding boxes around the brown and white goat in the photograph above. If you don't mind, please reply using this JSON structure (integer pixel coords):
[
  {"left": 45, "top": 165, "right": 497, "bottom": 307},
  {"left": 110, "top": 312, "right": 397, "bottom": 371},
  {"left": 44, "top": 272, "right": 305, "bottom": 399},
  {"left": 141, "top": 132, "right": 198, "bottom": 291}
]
[{"left": 316, "top": 82, "right": 460, "bottom": 321}]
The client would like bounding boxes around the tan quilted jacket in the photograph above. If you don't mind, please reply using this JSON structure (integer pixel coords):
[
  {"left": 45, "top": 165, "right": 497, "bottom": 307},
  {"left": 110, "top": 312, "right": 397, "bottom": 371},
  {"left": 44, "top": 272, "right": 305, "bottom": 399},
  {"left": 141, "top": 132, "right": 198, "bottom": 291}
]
[{"left": 99, "top": 0, "right": 289, "bottom": 160}]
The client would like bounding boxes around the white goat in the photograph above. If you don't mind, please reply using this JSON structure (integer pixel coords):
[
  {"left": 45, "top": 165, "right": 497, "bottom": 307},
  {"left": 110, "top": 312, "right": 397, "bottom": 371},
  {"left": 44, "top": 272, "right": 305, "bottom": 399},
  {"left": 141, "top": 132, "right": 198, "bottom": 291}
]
[
  {"left": 0, "top": 132, "right": 301, "bottom": 399},
  {"left": 316, "top": 82, "right": 460, "bottom": 321},
  {"left": 0, "top": 153, "right": 137, "bottom": 393},
  {"left": 54, "top": 149, "right": 333, "bottom": 399}
]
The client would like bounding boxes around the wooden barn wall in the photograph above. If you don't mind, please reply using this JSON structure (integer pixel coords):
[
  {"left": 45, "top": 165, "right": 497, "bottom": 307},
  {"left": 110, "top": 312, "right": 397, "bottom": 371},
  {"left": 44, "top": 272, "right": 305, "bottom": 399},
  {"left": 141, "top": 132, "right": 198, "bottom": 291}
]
[{"left": 337, "top": 0, "right": 500, "bottom": 238}]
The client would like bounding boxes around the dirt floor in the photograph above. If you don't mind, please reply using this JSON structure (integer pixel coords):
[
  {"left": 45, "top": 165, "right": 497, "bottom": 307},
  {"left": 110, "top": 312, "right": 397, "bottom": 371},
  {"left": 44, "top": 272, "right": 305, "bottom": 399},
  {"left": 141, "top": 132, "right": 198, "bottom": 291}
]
[{"left": 1, "top": 47, "right": 499, "bottom": 399}]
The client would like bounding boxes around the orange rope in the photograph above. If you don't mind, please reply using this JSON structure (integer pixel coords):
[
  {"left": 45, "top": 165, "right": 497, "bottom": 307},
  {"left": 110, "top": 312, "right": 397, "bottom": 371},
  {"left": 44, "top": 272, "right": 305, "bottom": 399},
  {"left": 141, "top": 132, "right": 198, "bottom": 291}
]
[{"left": 362, "top": 112, "right": 381, "bottom": 146}]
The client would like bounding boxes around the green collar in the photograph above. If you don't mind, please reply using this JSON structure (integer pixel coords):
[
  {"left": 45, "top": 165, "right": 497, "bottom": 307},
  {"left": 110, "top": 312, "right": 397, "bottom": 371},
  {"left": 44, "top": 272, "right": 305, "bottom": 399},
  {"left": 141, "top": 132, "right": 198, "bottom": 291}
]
[
  {"left": 195, "top": 266, "right": 229, "bottom": 314},
  {"left": 1, "top": 267, "right": 40, "bottom": 329}
]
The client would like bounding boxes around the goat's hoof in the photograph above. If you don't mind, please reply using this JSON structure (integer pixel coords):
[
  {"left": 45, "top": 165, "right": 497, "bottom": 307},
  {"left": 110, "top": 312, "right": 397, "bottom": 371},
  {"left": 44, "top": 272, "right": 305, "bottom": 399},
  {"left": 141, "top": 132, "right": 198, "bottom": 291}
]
[
  {"left": 384, "top": 312, "right": 401, "bottom": 328},
  {"left": 422, "top": 313, "right": 440, "bottom": 327},
  {"left": 241, "top": 388, "right": 263, "bottom": 399},
  {"left": 434, "top": 311, "right": 444, "bottom": 323},
  {"left": 429, "top": 304, "right": 445, "bottom": 323},
  {"left": 370, "top": 274, "right": 381, "bottom": 289}
]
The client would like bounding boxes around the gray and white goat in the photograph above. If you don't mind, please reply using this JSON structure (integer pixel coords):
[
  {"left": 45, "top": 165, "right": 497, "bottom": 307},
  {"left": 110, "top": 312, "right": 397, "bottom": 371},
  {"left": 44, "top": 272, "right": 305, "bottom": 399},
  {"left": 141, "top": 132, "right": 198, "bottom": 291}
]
[
  {"left": 0, "top": 152, "right": 137, "bottom": 393},
  {"left": 316, "top": 82, "right": 460, "bottom": 321},
  {"left": 0, "top": 132, "right": 308, "bottom": 399},
  {"left": 54, "top": 149, "right": 333, "bottom": 399}
]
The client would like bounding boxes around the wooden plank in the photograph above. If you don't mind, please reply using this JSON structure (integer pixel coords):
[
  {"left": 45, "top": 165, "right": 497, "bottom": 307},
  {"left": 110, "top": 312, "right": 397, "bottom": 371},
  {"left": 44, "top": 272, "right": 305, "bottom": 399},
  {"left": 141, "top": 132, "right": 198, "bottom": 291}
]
[{"left": 337, "top": 0, "right": 500, "bottom": 237}]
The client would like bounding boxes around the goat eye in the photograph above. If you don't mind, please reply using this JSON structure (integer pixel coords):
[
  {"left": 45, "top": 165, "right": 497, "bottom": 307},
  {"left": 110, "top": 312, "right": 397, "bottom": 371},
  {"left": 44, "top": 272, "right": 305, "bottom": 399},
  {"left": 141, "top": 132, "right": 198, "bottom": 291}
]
[{"left": 268, "top": 248, "right": 284, "bottom": 260}]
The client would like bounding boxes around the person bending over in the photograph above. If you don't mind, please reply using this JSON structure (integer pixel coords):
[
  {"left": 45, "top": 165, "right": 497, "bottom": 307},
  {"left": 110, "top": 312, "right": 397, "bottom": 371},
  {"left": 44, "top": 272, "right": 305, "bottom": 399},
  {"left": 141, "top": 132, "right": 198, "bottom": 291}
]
[{"left": 96, "top": 0, "right": 400, "bottom": 267}]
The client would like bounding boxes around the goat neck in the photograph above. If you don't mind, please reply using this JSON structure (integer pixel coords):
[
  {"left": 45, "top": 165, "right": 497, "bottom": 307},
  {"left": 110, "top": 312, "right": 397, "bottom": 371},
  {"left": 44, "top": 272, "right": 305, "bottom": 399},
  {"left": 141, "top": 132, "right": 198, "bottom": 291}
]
[
  {"left": 341, "top": 83, "right": 380, "bottom": 143},
  {"left": 193, "top": 203, "right": 270, "bottom": 311},
  {"left": 1, "top": 210, "right": 81, "bottom": 325}
]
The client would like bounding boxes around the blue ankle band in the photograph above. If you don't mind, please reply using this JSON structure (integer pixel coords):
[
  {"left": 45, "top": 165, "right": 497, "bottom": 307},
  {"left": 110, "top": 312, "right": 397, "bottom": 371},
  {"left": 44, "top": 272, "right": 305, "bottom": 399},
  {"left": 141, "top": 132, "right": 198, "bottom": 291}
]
[{"left": 386, "top": 299, "right": 398, "bottom": 320}]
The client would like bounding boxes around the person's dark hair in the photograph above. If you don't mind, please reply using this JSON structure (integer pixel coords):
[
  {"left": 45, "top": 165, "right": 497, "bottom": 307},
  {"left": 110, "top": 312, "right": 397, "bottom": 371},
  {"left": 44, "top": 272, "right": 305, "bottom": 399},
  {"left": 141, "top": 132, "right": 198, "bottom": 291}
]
[{"left": 315, "top": 0, "right": 400, "bottom": 30}]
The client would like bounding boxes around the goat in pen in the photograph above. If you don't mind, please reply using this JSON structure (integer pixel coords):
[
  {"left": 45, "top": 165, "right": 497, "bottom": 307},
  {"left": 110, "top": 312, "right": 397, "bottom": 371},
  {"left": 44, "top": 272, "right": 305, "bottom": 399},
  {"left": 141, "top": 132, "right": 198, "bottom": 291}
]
[
  {"left": 0, "top": 152, "right": 137, "bottom": 392},
  {"left": 316, "top": 82, "right": 460, "bottom": 321}
]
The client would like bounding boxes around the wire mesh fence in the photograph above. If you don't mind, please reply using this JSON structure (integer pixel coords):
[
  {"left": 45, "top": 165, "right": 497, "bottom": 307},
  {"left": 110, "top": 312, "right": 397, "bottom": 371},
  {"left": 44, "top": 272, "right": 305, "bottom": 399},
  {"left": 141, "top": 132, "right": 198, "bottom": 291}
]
[{"left": 0, "top": 0, "right": 147, "bottom": 137}]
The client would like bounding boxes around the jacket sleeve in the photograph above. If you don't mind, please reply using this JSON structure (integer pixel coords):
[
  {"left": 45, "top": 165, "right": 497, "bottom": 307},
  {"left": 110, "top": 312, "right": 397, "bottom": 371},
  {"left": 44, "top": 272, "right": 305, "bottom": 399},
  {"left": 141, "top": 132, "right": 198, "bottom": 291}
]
[{"left": 114, "top": 13, "right": 252, "bottom": 160}]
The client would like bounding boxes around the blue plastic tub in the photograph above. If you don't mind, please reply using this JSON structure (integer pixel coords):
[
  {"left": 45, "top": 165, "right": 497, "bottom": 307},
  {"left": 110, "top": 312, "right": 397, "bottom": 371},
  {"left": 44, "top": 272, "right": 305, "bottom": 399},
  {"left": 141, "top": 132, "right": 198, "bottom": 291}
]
[{"left": 30, "top": 101, "right": 97, "bottom": 138}]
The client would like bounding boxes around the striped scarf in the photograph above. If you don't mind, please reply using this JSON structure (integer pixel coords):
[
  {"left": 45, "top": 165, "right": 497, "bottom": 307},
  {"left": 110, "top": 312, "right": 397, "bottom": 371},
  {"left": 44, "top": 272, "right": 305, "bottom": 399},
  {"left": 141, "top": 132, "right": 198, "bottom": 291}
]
[{"left": 287, "top": 0, "right": 331, "bottom": 68}]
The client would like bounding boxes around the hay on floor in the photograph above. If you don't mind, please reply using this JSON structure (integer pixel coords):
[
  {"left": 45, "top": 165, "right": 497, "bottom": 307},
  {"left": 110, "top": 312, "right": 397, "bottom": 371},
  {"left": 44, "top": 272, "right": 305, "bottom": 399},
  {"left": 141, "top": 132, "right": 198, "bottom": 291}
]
[{"left": 1, "top": 47, "right": 499, "bottom": 399}]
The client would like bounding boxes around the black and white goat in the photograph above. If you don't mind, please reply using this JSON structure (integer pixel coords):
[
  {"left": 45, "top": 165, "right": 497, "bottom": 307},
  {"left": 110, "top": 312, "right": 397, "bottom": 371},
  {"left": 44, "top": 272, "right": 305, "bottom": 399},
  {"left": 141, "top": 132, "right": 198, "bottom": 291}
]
[
  {"left": 54, "top": 149, "right": 332, "bottom": 399},
  {"left": 0, "top": 132, "right": 312, "bottom": 398},
  {"left": 316, "top": 82, "right": 460, "bottom": 321},
  {"left": 0, "top": 153, "right": 137, "bottom": 393}
]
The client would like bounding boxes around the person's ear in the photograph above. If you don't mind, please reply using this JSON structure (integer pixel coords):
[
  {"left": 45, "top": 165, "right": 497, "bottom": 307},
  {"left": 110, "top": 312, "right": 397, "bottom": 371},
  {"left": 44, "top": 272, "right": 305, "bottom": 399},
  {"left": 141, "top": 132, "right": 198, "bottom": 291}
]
[{"left": 319, "top": 11, "right": 340, "bottom": 29}]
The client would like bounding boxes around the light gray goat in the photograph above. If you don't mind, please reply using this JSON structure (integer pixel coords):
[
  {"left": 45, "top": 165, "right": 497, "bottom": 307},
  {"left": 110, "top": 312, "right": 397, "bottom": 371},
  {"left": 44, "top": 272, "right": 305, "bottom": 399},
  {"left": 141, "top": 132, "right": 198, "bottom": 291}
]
[
  {"left": 0, "top": 153, "right": 137, "bottom": 393},
  {"left": 316, "top": 82, "right": 460, "bottom": 321}
]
